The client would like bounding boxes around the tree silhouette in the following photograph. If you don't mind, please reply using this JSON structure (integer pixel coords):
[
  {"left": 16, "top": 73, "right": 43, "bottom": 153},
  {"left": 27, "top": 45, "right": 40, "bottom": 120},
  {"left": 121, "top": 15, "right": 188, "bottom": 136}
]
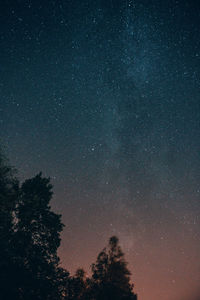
[
  {"left": 0, "top": 149, "right": 67, "bottom": 299},
  {"left": 14, "top": 173, "right": 65, "bottom": 299},
  {"left": 0, "top": 149, "right": 139, "bottom": 300},
  {"left": 0, "top": 150, "right": 19, "bottom": 299},
  {"left": 88, "top": 236, "right": 137, "bottom": 300},
  {"left": 65, "top": 268, "right": 89, "bottom": 300}
]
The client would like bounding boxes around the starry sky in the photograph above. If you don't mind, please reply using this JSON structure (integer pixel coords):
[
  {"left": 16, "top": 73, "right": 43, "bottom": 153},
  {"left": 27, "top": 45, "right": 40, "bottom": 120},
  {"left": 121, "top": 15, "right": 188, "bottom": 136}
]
[{"left": 1, "top": 0, "right": 200, "bottom": 299}]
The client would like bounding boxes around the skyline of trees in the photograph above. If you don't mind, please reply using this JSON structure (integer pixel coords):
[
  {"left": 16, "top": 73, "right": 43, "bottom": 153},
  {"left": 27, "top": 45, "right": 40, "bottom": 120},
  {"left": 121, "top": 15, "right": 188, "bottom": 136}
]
[{"left": 0, "top": 148, "right": 137, "bottom": 299}]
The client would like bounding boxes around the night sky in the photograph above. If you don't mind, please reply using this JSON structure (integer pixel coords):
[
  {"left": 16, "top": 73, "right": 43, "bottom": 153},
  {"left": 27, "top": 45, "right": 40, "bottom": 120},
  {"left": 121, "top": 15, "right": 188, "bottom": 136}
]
[{"left": 1, "top": 1, "right": 200, "bottom": 299}]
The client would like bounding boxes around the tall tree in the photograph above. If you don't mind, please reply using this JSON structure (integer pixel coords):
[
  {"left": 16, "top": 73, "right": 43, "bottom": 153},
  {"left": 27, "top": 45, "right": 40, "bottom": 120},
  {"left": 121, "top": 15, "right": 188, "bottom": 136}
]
[
  {"left": 0, "top": 149, "right": 69, "bottom": 299},
  {"left": 14, "top": 173, "right": 65, "bottom": 299},
  {"left": 0, "top": 149, "right": 19, "bottom": 299},
  {"left": 89, "top": 236, "right": 137, "bottom": 300}
]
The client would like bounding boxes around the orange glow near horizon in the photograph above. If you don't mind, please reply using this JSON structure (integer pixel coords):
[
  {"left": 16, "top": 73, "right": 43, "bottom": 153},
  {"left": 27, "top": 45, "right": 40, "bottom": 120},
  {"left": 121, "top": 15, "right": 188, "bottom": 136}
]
[{"left": 56, "top": 193, "right": 200, "bottom": 300}]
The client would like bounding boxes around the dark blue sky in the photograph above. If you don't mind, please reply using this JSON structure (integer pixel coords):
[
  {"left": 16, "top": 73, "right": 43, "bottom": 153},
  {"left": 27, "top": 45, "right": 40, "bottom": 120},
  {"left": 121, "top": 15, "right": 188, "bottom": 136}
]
[{"left": 1, "top": 1, "right": 200, "bottom": 300}]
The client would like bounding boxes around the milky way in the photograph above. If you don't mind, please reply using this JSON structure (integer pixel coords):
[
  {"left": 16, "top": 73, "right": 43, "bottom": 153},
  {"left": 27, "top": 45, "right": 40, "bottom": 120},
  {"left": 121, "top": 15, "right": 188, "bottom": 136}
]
[{"left": 1, "top": 1, "right": 200, "bottom": 300}]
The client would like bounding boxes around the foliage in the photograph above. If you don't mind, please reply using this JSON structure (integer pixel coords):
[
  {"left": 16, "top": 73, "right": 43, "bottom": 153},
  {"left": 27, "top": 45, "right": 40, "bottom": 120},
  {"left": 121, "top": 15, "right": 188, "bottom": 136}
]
[
  {"left": 0, "top": 151, "right": 19, "bottom": 299},
  {"left": 0, "top": 150, "right": 65, "bottom": 299},
  {"left": 88, "top": 236, "right": 137, "bottom": 300},
  {"left": 0, "top": 149, "right": 137, "bottom": 300}
]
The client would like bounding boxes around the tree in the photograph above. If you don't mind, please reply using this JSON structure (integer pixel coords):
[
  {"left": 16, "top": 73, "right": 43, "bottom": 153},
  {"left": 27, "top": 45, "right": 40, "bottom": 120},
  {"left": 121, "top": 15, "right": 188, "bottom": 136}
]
[
  {"left": 0, "top": 150, "right": 19, "bottom": 299},
  {"left": 14, "top": 173, "right": 65, "bottom": 299},
  {"left": 65, "top": 268, "right": 89, "bottom": 300},
  {"left": 0, "top": 147, "right": 67, "bottom": 299},
  {"left": 89, "top": 236, "right": 137, "bottom": 300}
]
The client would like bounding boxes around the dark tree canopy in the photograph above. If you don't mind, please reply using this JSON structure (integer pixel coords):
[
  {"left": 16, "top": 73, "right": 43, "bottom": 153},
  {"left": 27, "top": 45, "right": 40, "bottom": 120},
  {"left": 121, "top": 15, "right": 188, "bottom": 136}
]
[
  {"left": 14, "top": 173, "right": 65, "bottom": 299},
  {"left": 88, "top": 236, "right": 137, "bottom": 300},
  {"left": 0, "top": 150, "right": 19, "bottom": 299},
  {"left": 0, "top": 150, "right": 65, "bottom": 299},
  {"left": 0, "top": 149, "right": 137, "bottom": 300}
]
